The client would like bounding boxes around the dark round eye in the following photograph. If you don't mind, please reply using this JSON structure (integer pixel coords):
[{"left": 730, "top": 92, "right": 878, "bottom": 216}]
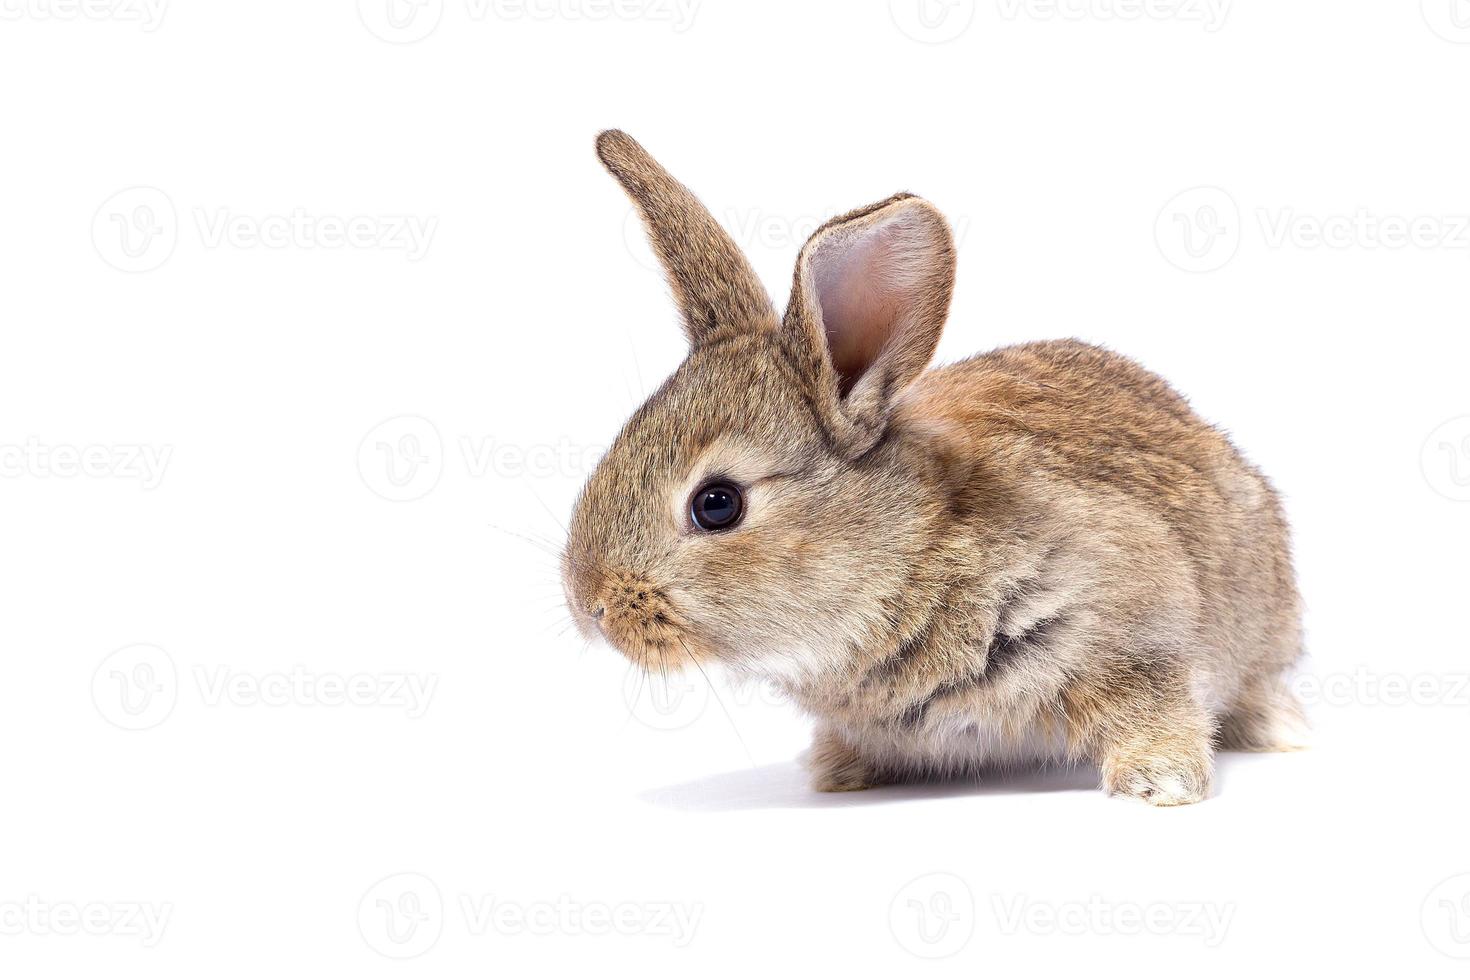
[{"left": 690, "top": 482, "right": 744, "bottom": 532}]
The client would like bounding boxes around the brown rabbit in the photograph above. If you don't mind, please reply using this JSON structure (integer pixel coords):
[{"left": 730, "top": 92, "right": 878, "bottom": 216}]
[{"left": 563, "top": 130, "right": 1306, "bottom": 806}]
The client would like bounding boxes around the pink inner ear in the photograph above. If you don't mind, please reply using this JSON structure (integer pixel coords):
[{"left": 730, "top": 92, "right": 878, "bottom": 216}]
[{"left": 811, "top": 215, "right": 925, "bottom": 395}]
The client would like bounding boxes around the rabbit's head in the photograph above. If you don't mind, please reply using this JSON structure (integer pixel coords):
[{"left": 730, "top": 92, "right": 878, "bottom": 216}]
[{"left": 563, "top": 131, "right": 956, "bottom": 681}]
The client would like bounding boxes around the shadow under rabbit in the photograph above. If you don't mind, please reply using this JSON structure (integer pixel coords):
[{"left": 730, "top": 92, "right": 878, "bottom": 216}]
[
  {"left": 639, "top": 758, "right": 1099, "bottom": 812},
  {"left": 638, "top": 751, "right": 1279, "bottom": 812}
]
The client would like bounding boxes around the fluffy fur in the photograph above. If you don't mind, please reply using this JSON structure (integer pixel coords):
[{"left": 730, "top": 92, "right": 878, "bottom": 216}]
[{"left": 563, "top": 131, "right": 1305, "bottom": 806}]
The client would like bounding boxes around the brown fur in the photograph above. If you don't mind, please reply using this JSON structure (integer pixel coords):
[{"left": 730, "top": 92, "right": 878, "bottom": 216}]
[{"left": 564, "top": 131, "right": 1305, "bottom": 806}]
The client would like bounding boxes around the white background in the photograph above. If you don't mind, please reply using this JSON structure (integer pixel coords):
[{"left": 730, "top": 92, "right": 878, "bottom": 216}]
[{"left": 3, "top": 0, "right": 1469, "bottom": 976}]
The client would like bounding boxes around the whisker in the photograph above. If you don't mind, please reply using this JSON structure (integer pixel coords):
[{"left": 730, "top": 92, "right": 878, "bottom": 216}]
[
  {"left": 519, "top": 479, "right": 571, "bottom": 539},
  {"left": 491, "top": 525, "right": 606, "bottom": 585},
  {"left": 543, "top": 614, "right": 579, "bottom": 631},
  {"left": 680, "top": 638, "right": 758, "bottom": 770},
  {"left": 621, "top": 659, "right": 647, "bottom": 733},
  {"left": 656, "top": 649, "right": 670, "bottom": 705},
  {"left": 487, "top": 522, "right": 565, "bottom": 558}
]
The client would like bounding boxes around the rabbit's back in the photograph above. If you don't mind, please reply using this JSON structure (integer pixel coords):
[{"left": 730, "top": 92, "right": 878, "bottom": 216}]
[
  {"left": 900, "top": 339, "right": 1301, "bottom": 716},
  {"left": 911, "top": 339, "right": 1259, "bottom": 511}
]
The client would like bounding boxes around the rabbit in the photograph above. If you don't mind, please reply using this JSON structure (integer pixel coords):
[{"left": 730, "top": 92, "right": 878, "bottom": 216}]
[{"left": 562, "top": 130, "right": 1306, "bottom": 806}]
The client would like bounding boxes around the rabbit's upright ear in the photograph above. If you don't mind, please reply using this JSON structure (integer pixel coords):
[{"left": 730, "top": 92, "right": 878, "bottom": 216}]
[
  {"left": 596, "top": 130, "right": 777, "bottom": 344},
  {"left": 783, "top": 194, "right": 956, "bottom": 455}
]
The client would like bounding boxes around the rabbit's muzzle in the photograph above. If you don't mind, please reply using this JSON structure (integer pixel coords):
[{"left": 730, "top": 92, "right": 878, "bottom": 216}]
[{"left": 577, "top": 570, "right": 690, "bottom": 670}]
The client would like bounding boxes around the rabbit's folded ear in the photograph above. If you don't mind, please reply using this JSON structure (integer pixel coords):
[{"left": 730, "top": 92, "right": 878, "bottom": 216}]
[
  {"left": 783, "top": 194, "right": 956, "bottom": 455},
  {"left": 596, "top": 130, "right": 778, "bottom": 344}
]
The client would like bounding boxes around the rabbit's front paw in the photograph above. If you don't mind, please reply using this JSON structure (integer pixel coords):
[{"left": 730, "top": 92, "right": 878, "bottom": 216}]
[
  {"left": 807, "top": 727, "right": 882, "bottom": 793},
  {"left": 1103, "top": 755, "right": 1210, "bottom": 807}
]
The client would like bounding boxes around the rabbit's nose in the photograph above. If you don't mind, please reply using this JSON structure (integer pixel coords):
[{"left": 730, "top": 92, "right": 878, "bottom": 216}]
[{"left": 585, "top": 571, "right": 684, "bottom": 661}]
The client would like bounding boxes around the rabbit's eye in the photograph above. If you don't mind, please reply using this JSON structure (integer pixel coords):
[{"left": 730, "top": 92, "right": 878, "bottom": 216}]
[{"left": 690, "top": 482, "right": 743, "bottom": 532}]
